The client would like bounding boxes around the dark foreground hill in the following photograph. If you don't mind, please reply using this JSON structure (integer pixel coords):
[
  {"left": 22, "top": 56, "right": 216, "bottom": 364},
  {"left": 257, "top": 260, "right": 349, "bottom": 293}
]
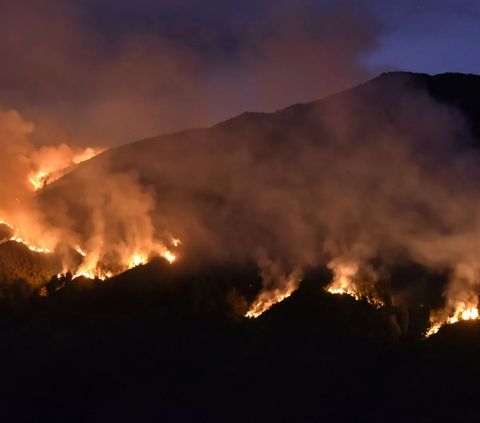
[{"left": 0, "top": 261, "right": 477, "bottom": 423}]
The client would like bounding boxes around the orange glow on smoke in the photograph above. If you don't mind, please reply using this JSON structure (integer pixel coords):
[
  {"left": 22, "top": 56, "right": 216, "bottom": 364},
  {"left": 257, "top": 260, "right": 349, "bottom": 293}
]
[
  {"left": 0, "top": 220, "right": 53, "bottom": 253},
  {"left": 129, "top": 253, "right": 148, "bottom": 269},
  {"left": 28, "top": 147, "right": 104, "bottom": 191},
  {"left": 426, "top": 305, "right": 479, "bottom": 338},
  {"left": 245, "top": 291, "right": 293, "bottom": 318},
  {"left": 29, "top": 172, "right": 48, "bottom": 190},
  {"left": 72, "top": 147, "right": 104, "bottom": 164},
  {"left": 1, "top": 219, "right": 180, "bottom": 284},
  {"left": 163, "top": 250, "right": 176, "bottom": 263},
  {"left": 245, "top": 274, "right": 301, "bottom": 318},
  {"left": 326, "top": 286, "right": 360, "bottom": 300},
  {"left": 10, "top": 236, "right": 52, "bottom": 254}
]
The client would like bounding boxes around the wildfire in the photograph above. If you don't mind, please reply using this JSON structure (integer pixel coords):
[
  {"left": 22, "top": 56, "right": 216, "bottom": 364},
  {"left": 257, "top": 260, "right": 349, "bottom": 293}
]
[
  {"left": 72, "top": 270, "right": 113, "bottom": 281},
  {"left": 71, "top": 246, "right": 178, "bottom": 282},
  {"left": 10, "top": 236, "right": 52, "bottom": 254},
  {"left": 0, "top": 220, "right": 14, "bottom": 229},
  {"left": 326, "top": 260, "right": 359, "bottom": 293},
  {"left": 129, "top": 254, "right": 148, "bottom": 269},
  {"left": 325, "top": 286, "right": 361, "bottom": 301},
  {"left": 246, "top": 274, "right": 301, "bottom": 319},
  {"left": 425, "top": 305, "right": 480, "bottom": 338},
  {"left": 0, "top": 220, "right": 53, "bottom": 254},
  {"left": 325, "top": 260, "right": 362, "bottom": 301},
  {"left": 1, "top": 216, "right": 180, "bottom": 285},
  {"left": 246, "top": 291, "right": 293, "bottom": 318},
  {"left": 29, "top": 172, "right": 49, "bottom": 190},
  {"left": 28, "top": 147, "right": 104, "bottom": 191},
  {"left": 325, "top": 259, "right": 385, "bottom": 308},
  {"left": 163, "top": 250, "right": 176, "bottom": 264},
  {"left": 0, "top": 130, "right": 181, "bottom": 290}
]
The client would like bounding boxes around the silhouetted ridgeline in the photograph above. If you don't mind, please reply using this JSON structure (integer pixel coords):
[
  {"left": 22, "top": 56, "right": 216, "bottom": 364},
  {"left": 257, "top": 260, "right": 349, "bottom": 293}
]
[{"left": 0, "top": 264, "right": 478, "bottom": 422}]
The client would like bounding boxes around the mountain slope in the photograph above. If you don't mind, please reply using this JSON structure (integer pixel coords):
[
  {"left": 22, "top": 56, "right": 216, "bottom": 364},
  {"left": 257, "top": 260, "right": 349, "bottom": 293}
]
[{"left": 38, "top": 71, "right": 480, "bottom": 262}]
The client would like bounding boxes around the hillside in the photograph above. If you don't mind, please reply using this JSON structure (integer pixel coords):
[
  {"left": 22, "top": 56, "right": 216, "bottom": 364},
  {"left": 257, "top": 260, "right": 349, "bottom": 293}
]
[
  {"left": 0, "top": 262, "right": 476, "bottom": 423},
  {"left": 39, "top": 71, "right": 480, "bottom": 260},
  {"left": 1, "top": 72, "right": 480, "bottom": 422}
]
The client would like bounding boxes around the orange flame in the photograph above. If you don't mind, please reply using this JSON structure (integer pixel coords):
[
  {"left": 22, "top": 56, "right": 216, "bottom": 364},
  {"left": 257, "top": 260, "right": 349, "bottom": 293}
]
[
  {"left": 326, "top": 286, "right": 361, "bottom": 301},
  {"left": 72, "top": 269, "right": 113, "bottom": 281},
  {"left": 426, "top": 305, "right": 479, "bottom": 338},
  {"left": 246, "top": 290, "right": 293, "bottom": 318},
  {"left": 29, "top": 172, "right": 49, "bottom": 190},
  {"left": 0, "top": 220, "right": 14, "bottom": 229},
  {"left": 28, "top": 147, "right": 104, "bottom": 191},
  {"left": 163, "top": 250, "right": 176, "bottom": 264},
  {"left": 246, "top": 274, "right": 300, "bottom": 318},
  {"left": 2, "top": 218, "right": 180, "bottom": 283},
  {"left": 10, "top": 236, "right": 52, "bottom": 253},
  {"left": 128, "top": 253, "right": 148, "bottom": 269},
  {"left": 0, "top": 220, "right": 53, "bottom": 253}
]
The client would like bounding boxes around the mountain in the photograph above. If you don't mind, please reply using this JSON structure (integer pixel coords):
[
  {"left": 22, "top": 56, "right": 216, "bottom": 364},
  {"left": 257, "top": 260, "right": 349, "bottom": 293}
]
[
  {"left": 47, "top": 71, "right": 480, "bottom": 177},
  {"left": 38, "top": 71, "right": 480, "bottom": 262},
  {"left": 1, "top": 72, "right": 480, "bottom": 422}
]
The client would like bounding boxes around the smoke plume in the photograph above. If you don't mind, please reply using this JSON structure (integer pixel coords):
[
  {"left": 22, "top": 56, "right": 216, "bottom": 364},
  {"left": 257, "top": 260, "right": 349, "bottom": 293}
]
[
  {"left": 0, "top": 0, "right": 479, "bottom": 324},
  {"left": 0, "top": 0, "right": 378, "bottom": 147}
]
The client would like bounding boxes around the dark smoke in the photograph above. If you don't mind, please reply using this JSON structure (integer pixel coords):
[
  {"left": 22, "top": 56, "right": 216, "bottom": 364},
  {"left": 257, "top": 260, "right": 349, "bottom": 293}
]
[{"left": 0, "top": 0, "right": 378, "bottom": 147}]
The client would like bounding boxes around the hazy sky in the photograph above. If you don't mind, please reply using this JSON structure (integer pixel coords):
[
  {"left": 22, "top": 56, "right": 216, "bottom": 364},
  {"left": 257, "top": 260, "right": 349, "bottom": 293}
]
[
  {"left": 83, "top": 0, "right": 479, "bottom": 75},
  {"left": 364, "top": 0, "right": 480, "bottom": 74},
  {"left": 0, "top": 0, "right": 477, "bottom": 145}
]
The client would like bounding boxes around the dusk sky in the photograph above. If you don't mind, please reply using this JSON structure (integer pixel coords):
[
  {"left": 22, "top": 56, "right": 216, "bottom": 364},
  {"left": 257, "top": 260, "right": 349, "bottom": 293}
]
[
  {"left": 83, "top": 0, "right": 480, "bottom": 75},
  {"left": 0, "top": 0, "right": 477, "bottom": 146}
]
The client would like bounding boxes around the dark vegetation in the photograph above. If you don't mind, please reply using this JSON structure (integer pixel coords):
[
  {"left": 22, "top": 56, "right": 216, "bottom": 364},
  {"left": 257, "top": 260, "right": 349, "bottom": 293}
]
[
  {"left": 0, "top": 241, "right": 62, "bottom": 287},
  {"left": 0, "top": 258, "right": 476, "bottom": 423},
  {"left": 2, "top": 72, "right": 480, "bottom": 422}
]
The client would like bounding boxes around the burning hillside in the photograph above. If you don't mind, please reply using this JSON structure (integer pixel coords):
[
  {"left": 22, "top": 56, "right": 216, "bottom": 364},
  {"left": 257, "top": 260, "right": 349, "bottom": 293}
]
[
  {"left": 28, "top": 146, "right": 104, "bottom": 191},
  {"left": 0, "top": 108, "right": 180, "bottom": 287},
  {"left": 2, "top": 72, "right": 480, "bottom": 342}
]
